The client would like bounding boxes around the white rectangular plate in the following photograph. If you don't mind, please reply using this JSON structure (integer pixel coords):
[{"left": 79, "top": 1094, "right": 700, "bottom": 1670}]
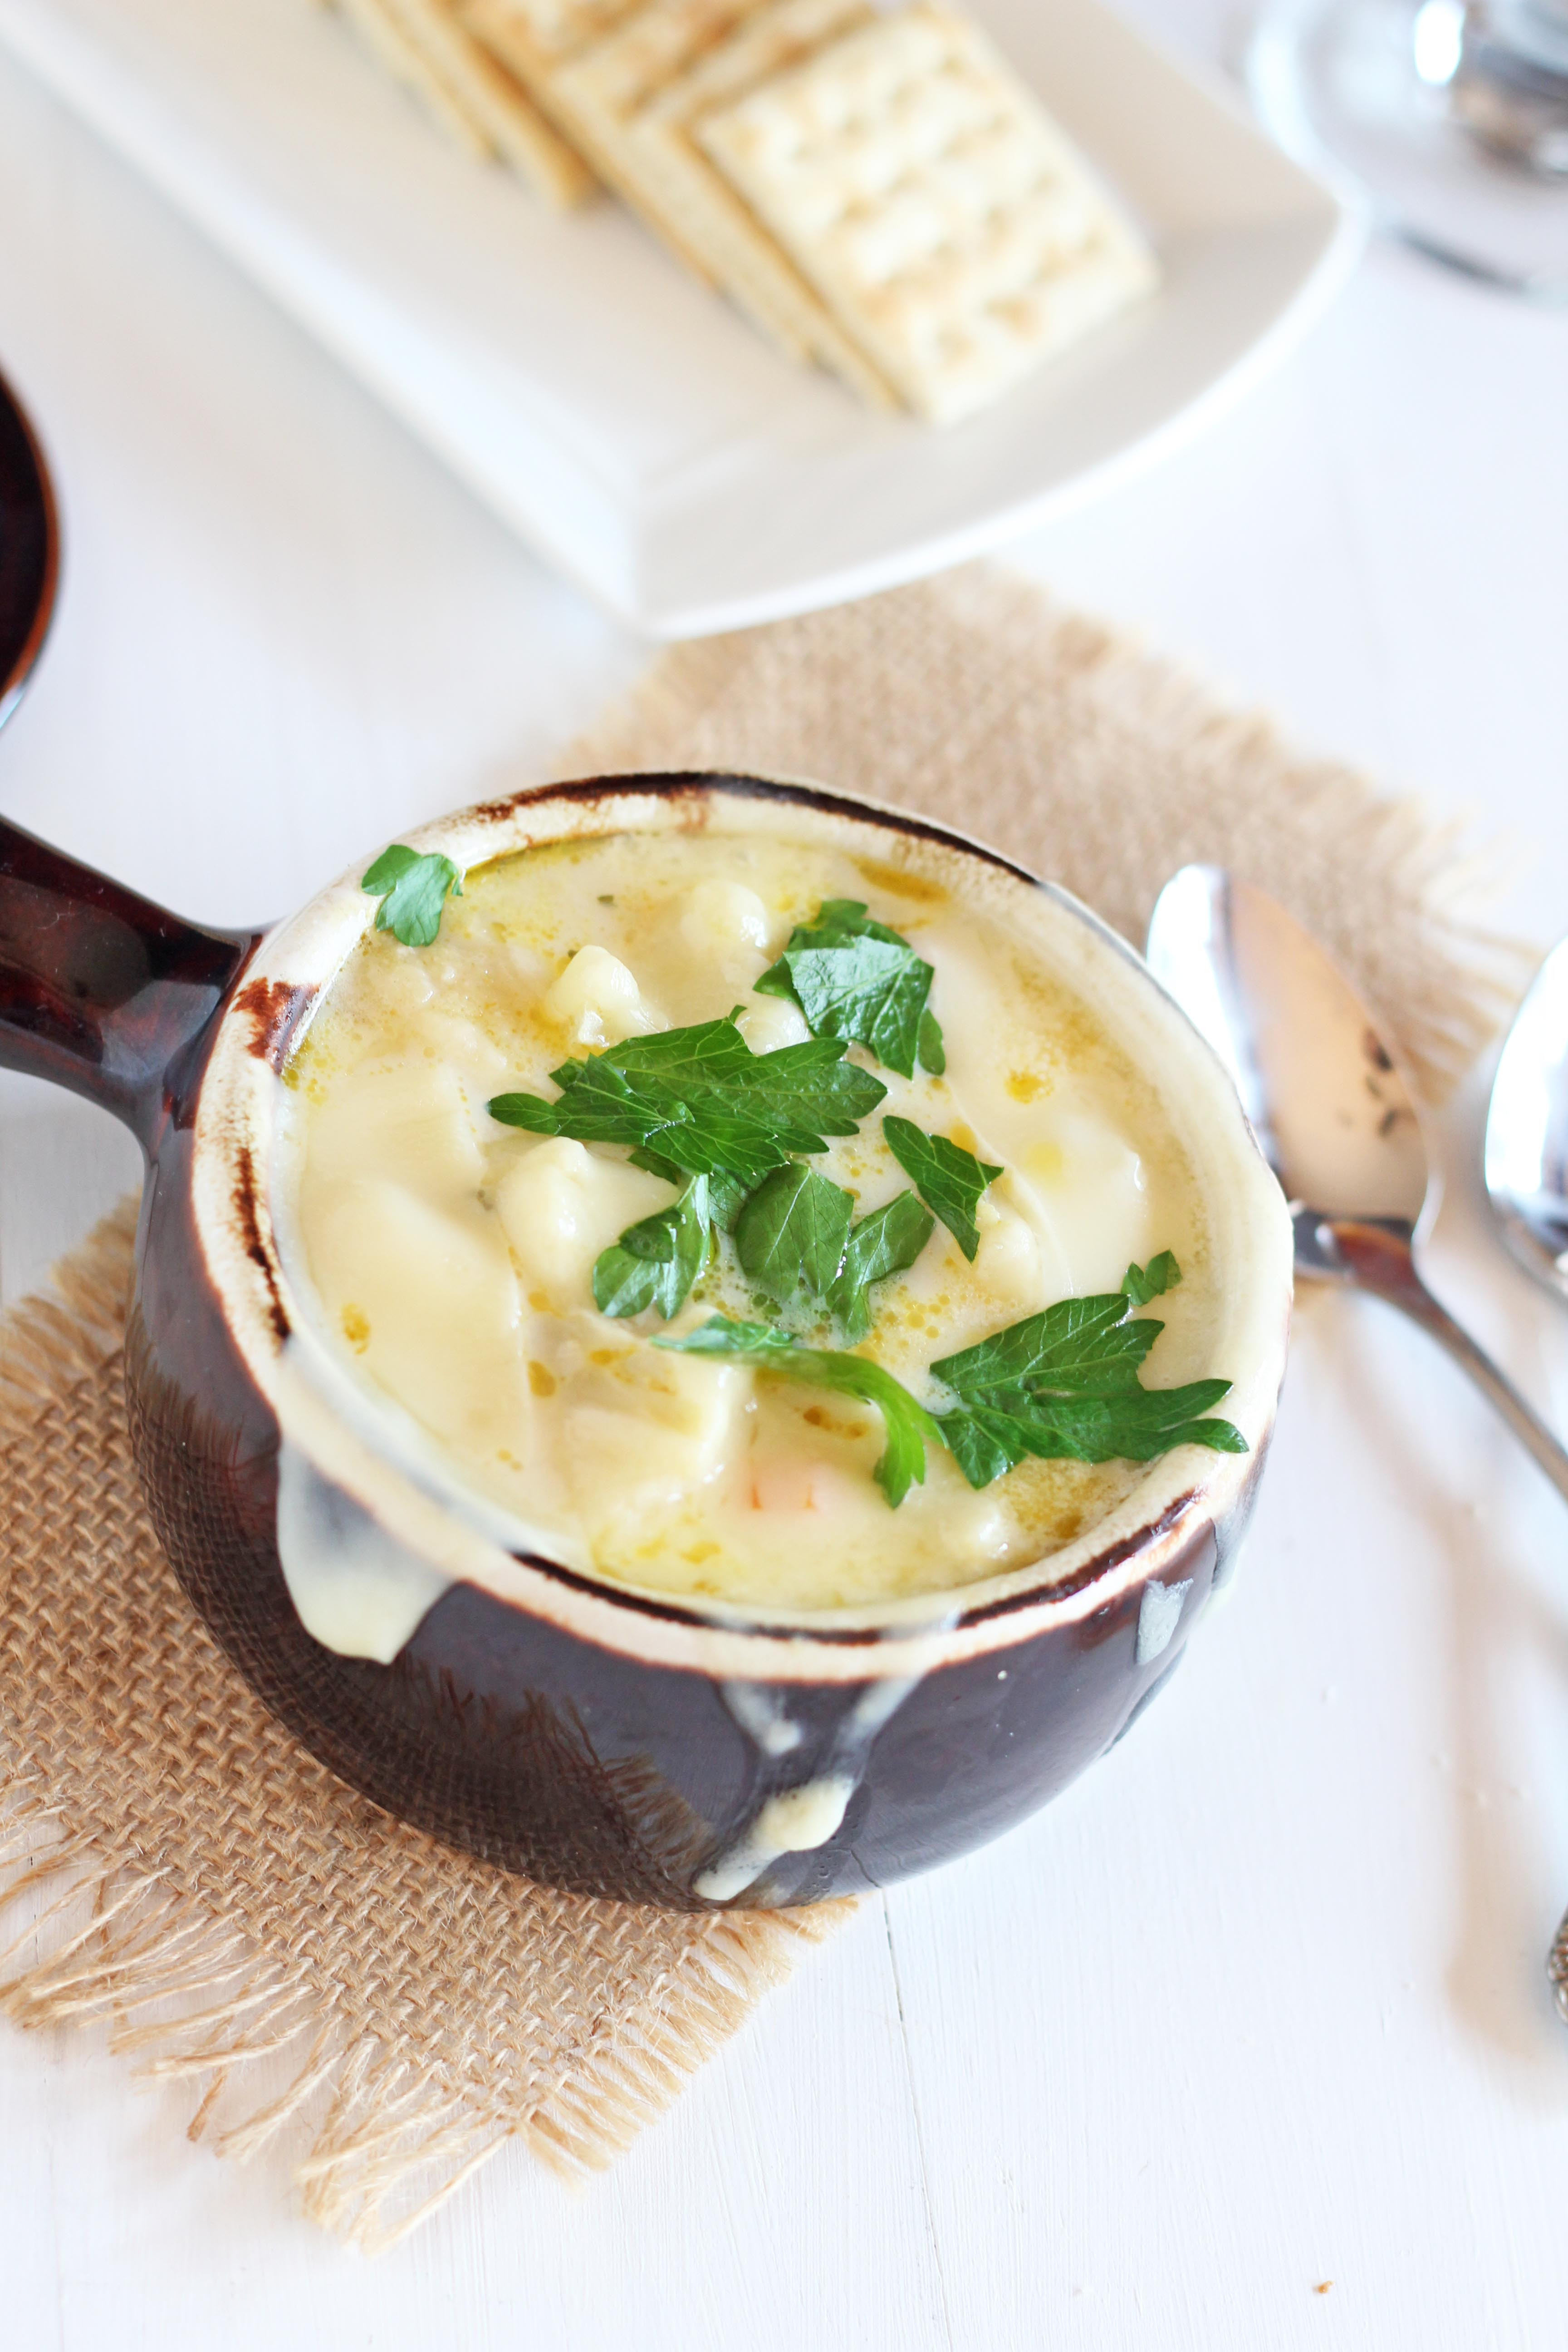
[{"left": 0, "top": 0, "right": 1359, "bottom": 637}]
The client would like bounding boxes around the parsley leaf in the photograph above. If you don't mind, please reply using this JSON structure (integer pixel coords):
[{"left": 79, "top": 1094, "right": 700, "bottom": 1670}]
[
  {"left": 656, "top": 1316, "right": 946, "bottom": 1506},
  {"left": 756, "top": 900, "right": 944, "bottom": 1078},
  {"left": 829, "top": 1191, "right": 936, "bottom": 1343},
  {"left": 1122, "top": 1250, "right": 1181, "bottom": 1306},
  {"left": 361, "top": 844, "right": 463, "bottom": 947},
  {"left": 882, "top": 1117, "right": 1002, "bottom": 1262},
  {"left": 931, "top": 1288, "right": 1157, "bottom": 1398},
  {"left": 936, "top": 1380, "right": 1246, "bottom": 1484},
  {"left": 933, "top": 1406, "right": 1022, "bottom": 1490},
  {"left": 485, "top": 1090, "right": 560, "bottom": 1137},
  {"left": 631, "top": 1148, "right": 748, "bottom": 1231},
  {"left": 659, "top": 1314, "right": 796, "bottom": 1359},
  {"left": 662, "top": 1034, "right": 887, "bottom": 1152},
  {"left": 735, "top": 1164, "right": 855, "bottom": 1309},
  {"left": 771, "top": 937, "right": 930, "bottom": 1079},
  {"left": 592, "top": 1176, "right": 712, "bottom": 1321},
  {"left": 930, "top": 1256, "right": 1246, "bottom": 1487},
  {"left": 488, "top": 1014, "right": 886, "bottom": 1187},
  {"left": 592, "top": 1016, "right": 751, "bottom": 1094},
  {"left": 708, "top": 1172, "right": 750, "bottom": 1232},
  {"left": 491, "top": 1055, "right": 676, "bottom": 1150}
]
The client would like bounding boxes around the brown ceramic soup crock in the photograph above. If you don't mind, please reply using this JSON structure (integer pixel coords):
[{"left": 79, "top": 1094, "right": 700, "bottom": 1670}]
[{"left": 0, "top": 775, "right": 1292, "bottom": 1908}]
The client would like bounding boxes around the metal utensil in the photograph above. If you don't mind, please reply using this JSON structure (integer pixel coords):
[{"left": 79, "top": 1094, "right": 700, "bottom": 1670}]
[
  {"left": 1146, "top": 866, "right": 1568, "bottom": 1505},
  {"left": 1416, "top": 0, "right": 1568, "bottom": 179},
  {"left": 1150, "top": 867, "right": 1568, "bottom": 2018},
  {"left": 1249, "top": 0, "right": 1568, "bottom": 305},
  {"left": 1483, "top": 935, "right": 1568, "bottom": 2011},
  {"left": 1485, "top": 936, "right": 1568, "bottom": 1303}
]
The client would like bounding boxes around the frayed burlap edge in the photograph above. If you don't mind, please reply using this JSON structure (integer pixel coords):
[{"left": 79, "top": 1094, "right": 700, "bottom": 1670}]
[{"left": 0, "top": 1199, "right": 845, "bottom": 2249}]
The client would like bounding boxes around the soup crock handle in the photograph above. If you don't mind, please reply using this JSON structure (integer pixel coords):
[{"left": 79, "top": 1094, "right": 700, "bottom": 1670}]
[{"left": 0, "top": 817, "right": 259, "bottom": 1145}]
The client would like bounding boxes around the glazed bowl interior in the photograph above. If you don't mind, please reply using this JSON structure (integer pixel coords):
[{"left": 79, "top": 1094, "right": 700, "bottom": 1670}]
[{"left": 193, "top": 774, "right": 1292, "bottom": 1678}]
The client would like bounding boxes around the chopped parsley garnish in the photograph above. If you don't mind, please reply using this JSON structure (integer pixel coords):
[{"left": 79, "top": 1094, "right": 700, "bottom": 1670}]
[
  {"left": 591, "top": 1176, "right": 713, "bottom": 1321},
  {"left": 1120, "top": 1248, "right": 1181, "bottom": 1306},
  {"left": 361, "top": 844, "right": 463, "bottom": 946},
  {"left": 755, "top": 900, "right": 944, "bottom": 1079},
  {"left": 653, "top": 1259, "right": 1242, "bottom": 1511},
  {"left": 631, "top": 1153, "right": 748, "bottom": 1233},
  {"left": 730, "top": 1172, "right": 936, "bottom": 1333},
  {"left": 491, "top": 1015, "right": 886, "bottom": 1325},
  {"left": 484, "top": 926, "right": 1241, "bottom": 1501},
  {"left": 828, "top": 1190, "right": 936, "bottom": 1343},
  {"left": 488, "top": 1015, "right": 886, "bottom": 1189},
  {"left": 735, "top": 1163, "right": 855, "bottom": 1311},
  {"left": 655, "top": 1317, "right": 945, "bottom": 1507},
  {"left": 882, "top": 1117, "right": 1001, "bottom": 1262},
  {"left": 931, "top": 1258, "right": 1246, "bottom": 1487}
]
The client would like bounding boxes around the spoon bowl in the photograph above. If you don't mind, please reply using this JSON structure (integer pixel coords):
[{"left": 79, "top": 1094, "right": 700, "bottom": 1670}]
[
  {"left": 1145, "top": 865, "right": 1429, "bottom": 1256},
  {"left": 1147, "top": 864, "right": 1568, "bottom": 1501},
  {"left": 1150, "top": 862, "right": 1568, "bottom": 2016}
]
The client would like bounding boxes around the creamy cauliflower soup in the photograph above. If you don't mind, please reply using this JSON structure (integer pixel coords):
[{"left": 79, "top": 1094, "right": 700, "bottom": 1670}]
[{"left": 280, "top": 827, "right": 1245, "bottom": 1613}]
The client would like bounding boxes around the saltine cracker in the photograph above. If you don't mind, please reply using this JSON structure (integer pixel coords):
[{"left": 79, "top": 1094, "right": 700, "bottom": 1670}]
[
  {"left": 461, "top": 0, "right": 641, "bottom": 69},
  {"left": 696, "top": 0, "right": 1159, "bottom": 422},
  {"left": 456, "top": 0, "right": 646, "bottom": 205},
  {"left": 538, "top": 0, "right": 772, "bottom": 281},
  {"left": 333, "top": 0, "right": 493, "bottom": 158},
  {"left": 380, "top": 0, "right": 597, "bottom": 202},
  {"left": 632, "top": 0, "right": 895, "bottom": 400}
]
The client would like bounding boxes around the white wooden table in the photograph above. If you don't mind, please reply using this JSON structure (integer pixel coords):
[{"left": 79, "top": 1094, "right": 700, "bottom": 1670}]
[{"left": 3, "top": 10, "right": 1568, "bottom": 2345}]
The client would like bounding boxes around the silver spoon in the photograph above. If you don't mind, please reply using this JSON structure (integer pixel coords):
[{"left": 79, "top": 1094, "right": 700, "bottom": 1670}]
[
  {"left": 1485, "top": 936, "right": 1568, "bottom": 1304},
  {"left": 1483, "top": 936, "right": 1568, "bottom": 2013},
  {"left": 1149, "top": 867, "right": 1568, "bottom": 2018},
  {"left": 1145, "top": 867, "right": 1568, "bottom": 1504},
  {"left": 1416, "top": 0, "right": 1568, "bottom": 181}
]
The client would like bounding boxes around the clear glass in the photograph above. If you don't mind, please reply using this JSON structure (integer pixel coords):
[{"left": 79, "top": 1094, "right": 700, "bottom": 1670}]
[{"left": 1248, "top": 0, "right": 1568, "bottom": 299}]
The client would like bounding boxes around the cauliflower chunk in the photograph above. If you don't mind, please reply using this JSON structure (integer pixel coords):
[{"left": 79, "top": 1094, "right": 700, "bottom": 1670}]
[
  {"left": 544, "top": 945, "right": 647, "bottom": 1047},
  {"left": 737, "top": 993, "right": 811, "bottom": 1053},
  {"left": 679, "top": 879, "right": 771, "bottom": 964},
  {"left": 973, "top": 1193, "right": 1044, "bottom": 1298},
  {"left": 495, "top": 1139, "right": 674, "bottom": 1306}
]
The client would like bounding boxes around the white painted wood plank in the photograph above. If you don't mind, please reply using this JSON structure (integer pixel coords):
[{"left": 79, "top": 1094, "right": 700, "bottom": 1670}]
[
  {"left": 0, "top": 1905, "right": 946, "bottom": 2352},
  {"left": 0, "top": 1076, "right": 142, "bottom": 1306},
  {"left": 1014, "top": 238, "right": 1568, "bottom": 945},
  {"left": 883, "top": 1086, "right": 1568, "bottom": 2347}
]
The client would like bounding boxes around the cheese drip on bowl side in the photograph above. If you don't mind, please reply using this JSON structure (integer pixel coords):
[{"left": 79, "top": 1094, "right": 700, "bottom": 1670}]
[{"left": 280, "top": 831, "right": 1222, "bottom": 1614}]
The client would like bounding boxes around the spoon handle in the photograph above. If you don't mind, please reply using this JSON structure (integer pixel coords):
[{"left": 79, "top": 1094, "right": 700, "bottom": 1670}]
[{"left": 1325, "top": 1219, "right": 1568, "bottom": 1506}]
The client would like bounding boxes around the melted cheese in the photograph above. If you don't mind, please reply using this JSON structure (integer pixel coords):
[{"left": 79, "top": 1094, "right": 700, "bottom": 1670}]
[{"left": 284, "top": 831, "right": 1221, "bottom": 1617}]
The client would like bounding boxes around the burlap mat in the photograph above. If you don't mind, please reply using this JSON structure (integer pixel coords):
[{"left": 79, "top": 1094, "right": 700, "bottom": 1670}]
[{"left": 0, "top": 566, "right": 1531, "bottom": 2247}]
